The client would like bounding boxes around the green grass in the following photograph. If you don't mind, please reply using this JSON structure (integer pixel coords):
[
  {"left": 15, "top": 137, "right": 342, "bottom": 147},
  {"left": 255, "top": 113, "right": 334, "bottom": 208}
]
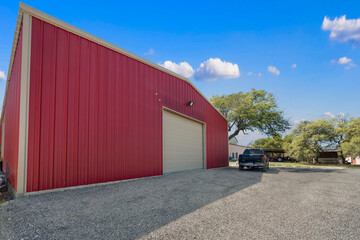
[{"left": 270, "top": 162, "right": 360, "bottom": 169}]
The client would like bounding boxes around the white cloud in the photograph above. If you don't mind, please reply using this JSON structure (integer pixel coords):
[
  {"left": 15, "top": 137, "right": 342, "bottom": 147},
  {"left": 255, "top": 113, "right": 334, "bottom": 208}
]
[
  {"left": 349, "top": 62, "right": 357, "bottom": 68},
  {"left": 338, "top": 56, "right": 352, "bottom": 64},
  {"left": 194, "top": 58, "right": 240, "bottom": 82},
  {"left": 323, "top": 112, "right": 346, "bottom": 118},
  {"left": 0, "top": 71, "right": 6, "bottom": 81},
  {"left": 322, "top": 15, "right": 360, "bottom": 45},
  {"left": 345, "top": 62, "right": 357, "bottom": 69},
  {"left": 159, "top": 61, "right": 195, "bottom": 78},
  {"left": 145, "top": 48, "right": 155, "bottom": 56},
  {"left": 294, "top": 119, "right": 307, "bottom": 126},
  {"left": 247, "top": 72, "right": 262, "bottom": 77},
  {"left": 323, "top": 112, "right": 335, "bottom": 118},
  {"left": 144, "top": 48, "right": 155, "bottom": 56},
  {"left": 332, "top": 57, "right": 357, "bottom": 69},
  {"left": 267, "top": 66, "right": 280, "bottom": 75},
  {"left": 291, "top": 63, "right": 297, "bottom": 68}
]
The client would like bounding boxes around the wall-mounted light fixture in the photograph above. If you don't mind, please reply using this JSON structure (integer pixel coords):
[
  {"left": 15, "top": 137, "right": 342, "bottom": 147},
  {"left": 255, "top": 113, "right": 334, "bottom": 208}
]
[{"left": 188, "top": 101, "right": 194, "bottom": 106}]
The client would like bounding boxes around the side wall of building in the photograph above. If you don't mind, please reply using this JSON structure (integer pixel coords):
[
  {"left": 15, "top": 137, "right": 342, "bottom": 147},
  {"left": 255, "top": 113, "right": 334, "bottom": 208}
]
[
  {"left": 26, "top": 18, "right": 228, "bottom": 192},
  {"left": 3, "top": 26, "right": 23, "bottom": 191},
  {"left": 229, "top": 144, "right": 250, "bottom": 160},
  {"left": 352, "top": 156, "right": 360, "bottom": 165},
  {"left": 0, "top": 121, "right": 2, "bottom": 155}
]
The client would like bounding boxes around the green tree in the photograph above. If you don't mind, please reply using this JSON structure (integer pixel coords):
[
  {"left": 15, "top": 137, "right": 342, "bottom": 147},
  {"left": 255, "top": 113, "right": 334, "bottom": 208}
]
[
  {"left": 251, "top": 136, "right": 283, "bottom": 149},
  {"left": 210, "top": 89, "right": 290, "bottom": 141},
  {"left": 341, "top": 137, "right": 360, "bottom": 158},
  {"left": 339, "top": 117, "right": 360, "bottom": 158},
  {"left": 329, "top": 115, "right": 351, "bottom": 163},
  {"left": 282, "top": 134, "right": 294, "bottom": 152},
  {"left": 284, "top": 120, "right": 334, "bottom": 163}
]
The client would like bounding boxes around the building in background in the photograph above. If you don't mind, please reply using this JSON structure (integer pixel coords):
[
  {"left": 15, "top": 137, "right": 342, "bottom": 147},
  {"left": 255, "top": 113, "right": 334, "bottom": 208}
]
[
  {"left": 228, "top": 139, "right": 251, "bottom": 161},
  {"left": 318, "top": 150, "right": 340, "bottom": 164},
  {"left": 0, "top": 3, "right": 228, "bottom": 194},
  {"left": 346, "top": 156, "right": 360, "bottom": 165}
]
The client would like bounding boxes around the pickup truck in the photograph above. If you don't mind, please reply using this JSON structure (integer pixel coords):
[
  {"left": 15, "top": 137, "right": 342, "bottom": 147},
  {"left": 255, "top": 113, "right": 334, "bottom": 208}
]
[{"left": 238, "top": 149, "right": 269, "bottom": 172}]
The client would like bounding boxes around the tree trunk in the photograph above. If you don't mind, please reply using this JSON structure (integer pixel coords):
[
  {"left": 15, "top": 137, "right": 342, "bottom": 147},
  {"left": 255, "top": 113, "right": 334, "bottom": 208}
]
[
  {"left": 337, "top": 141, "right": 346, "bottom": 165},
  {"left": 339, "top": 153, "right": 346, "bottom": 164},
  {"left": 228, "top": 129, "right": 240, "bottom": 141}
]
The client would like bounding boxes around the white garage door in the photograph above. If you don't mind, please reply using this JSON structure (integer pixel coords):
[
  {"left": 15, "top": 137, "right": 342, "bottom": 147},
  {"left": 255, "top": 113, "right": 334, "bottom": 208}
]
[{"left": 163, "top": 110, "right": 204, "bottom": 173}]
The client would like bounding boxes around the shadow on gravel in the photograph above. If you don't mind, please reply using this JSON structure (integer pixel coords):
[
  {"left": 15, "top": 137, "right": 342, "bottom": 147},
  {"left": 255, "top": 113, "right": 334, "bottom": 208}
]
[
  {"left": 229, "top": 165, "right": 280, "bottom": 175},
  {"left": 0, "top": 167, "right": 263, "bottom": 240}
]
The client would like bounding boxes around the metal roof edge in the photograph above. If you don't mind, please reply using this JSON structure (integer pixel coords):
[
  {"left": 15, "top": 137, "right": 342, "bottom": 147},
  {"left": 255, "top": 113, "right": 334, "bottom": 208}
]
[
  {"left": 18, "top": 2, "right": 227, "bottom": 121},
  {"left": 229, "top": 143, "right": 251, "bottom": 148}
]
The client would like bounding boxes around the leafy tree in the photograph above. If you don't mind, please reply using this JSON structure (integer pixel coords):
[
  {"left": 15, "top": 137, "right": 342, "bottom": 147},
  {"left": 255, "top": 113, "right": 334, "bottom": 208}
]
[
  {"left": 284, "top": 120, "right": 334, "bottom": 163},
  {"left": 341, "top": 137, "right": 360, "bottom": 158},
  {"left": 339, "top": 117, "right": 360, "bottom": 158},
  {"left": 329, "top": 116, "right": 352, "bottom": 163},
  {"left": 284, "top": 121, "right": 314, "bottom": 163},
  {"left": 210, "top": 89, "right": 290, "bottom": 141},
  {"left": 282, "top": 134, "right": 294, "bottom": 151},
  {"left": 251, "top": 136, "right": 283, "bottom": 149},
  {"left": 284, "top": 117, "right": 360, "bottom": 164}
]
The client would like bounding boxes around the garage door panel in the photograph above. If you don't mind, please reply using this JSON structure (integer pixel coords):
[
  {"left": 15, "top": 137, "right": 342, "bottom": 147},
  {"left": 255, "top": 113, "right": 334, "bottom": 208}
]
[{"left": 163, "top": 110, "right": 204, "bottom": 173}]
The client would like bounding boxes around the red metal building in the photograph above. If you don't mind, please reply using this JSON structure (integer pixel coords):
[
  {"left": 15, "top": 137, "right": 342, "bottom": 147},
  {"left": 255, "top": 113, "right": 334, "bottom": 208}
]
[{"left": 1, "top": 3, "right": 228, "bottom": 194}]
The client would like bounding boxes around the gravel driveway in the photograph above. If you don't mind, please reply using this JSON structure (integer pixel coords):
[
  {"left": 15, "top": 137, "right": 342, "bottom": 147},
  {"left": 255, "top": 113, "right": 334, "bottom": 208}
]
[{"left": 1, "top": 167, "right": 359, "bottom": 239}]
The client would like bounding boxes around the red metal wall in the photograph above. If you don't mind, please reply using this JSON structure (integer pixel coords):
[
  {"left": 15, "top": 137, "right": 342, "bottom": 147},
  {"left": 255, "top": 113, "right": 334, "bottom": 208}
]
[
  {"left": 26, "top": 17, "right": 228, "bottom": 192},
  {"left": 3, "top": 26, "right": 23, "bottom": 191},
  {"left": 0, "top": 121, "right": 2, "bottom": 149}
]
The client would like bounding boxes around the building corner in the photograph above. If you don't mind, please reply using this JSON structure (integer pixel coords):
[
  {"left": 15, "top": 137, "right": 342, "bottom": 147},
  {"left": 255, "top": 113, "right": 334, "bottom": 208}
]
[{"left": 17, "top": 12, "right": 31, "bottom": 195}]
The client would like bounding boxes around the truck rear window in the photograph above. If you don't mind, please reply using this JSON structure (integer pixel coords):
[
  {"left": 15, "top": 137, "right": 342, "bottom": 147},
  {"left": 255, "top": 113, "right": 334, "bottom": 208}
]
[{"left": 243, "top": 149, "right": 263, "bottom": 155}]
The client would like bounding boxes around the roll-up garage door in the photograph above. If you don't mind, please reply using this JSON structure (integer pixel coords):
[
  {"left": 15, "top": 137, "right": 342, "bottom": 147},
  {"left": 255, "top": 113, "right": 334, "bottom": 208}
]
[{"left": 163, "top": 110, "right": 204, "bottom": 173}]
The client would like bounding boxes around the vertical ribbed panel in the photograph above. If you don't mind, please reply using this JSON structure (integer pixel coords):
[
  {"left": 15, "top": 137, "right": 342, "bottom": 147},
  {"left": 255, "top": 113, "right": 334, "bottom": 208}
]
[
  {"left": 3, "top": 26, "right": 23, "bottom": 191},
  {"left": 27, "top": 17, "right": 228, "bottom": 192}
]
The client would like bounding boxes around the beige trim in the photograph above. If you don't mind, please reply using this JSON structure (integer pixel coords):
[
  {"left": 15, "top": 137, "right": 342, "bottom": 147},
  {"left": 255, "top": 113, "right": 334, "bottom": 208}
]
[
  {"left": 203, "top": 121, "right": 207, "bottom": 169},
  {"left": 162, "top": 107, "right": 207, "bottom": 172},
  {"left": 0, "top": 12, "right": 23, "bottom": 122},
  {"left": 162, "top": 107, "right": 206, "bottom": 125},
  {"left": 1, "top": 115, "right": 5, "bottom": 159},
  {"left": 17, "top": 13, "right": 31, "bottom": 194},
  {"left": 18, "top": 2, "right": 226, "bottom": 121}
]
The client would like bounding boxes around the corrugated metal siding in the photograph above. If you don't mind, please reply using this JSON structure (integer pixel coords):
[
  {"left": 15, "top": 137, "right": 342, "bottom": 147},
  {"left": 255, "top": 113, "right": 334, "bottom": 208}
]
[
  {"left": 26, "top": 17, "right": 228, "bottom": 192},
  {"left": 3, "top": 26, "right": 23, "bottom": 190}
]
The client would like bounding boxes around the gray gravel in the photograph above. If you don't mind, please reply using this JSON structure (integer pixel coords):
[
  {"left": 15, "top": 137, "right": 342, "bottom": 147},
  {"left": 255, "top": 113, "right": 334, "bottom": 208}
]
[{"left": 1, "top": 167, "right": 360, "bottom": 239}]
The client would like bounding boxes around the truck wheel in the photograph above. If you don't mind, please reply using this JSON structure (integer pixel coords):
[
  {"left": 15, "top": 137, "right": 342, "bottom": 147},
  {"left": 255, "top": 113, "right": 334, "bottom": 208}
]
[
  {"left": 262, "top": 165, "right": 267, "bottom": 172},
  {"left": 239, "top": 165, "right": 244, "bottom": 171}
]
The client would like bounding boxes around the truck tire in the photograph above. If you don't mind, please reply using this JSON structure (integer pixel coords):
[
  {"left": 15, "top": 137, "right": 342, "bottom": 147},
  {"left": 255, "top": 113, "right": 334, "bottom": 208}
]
[
  {"left": 239, "top": 165, "right": 244, "bottom": 171},
  {"left": 262, "top": 164, "right": 267, "bottom": 172}
]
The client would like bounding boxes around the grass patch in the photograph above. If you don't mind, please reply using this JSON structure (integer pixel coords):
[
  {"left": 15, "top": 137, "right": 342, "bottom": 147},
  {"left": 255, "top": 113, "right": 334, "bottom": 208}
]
[{"left": 270, "top": 162, "right": 360, "bottom": 169}]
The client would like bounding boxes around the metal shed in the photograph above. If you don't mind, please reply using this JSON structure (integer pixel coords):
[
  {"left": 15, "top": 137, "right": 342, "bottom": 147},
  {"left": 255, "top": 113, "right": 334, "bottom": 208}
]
[{"left": 1, "top": 3, "right": 228, "bottom": 194}]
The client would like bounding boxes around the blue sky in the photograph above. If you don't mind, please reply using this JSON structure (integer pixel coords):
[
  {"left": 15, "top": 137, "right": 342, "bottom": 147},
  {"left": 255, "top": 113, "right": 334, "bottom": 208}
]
[{"left": 1, "top": 0, "right": 359, "bottom": 145}]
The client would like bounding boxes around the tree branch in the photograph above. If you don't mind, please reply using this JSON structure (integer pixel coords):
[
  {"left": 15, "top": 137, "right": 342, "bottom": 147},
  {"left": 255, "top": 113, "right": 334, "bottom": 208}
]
[{"left": 228, "top": 129, "right": 240, "bottom": 141}]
